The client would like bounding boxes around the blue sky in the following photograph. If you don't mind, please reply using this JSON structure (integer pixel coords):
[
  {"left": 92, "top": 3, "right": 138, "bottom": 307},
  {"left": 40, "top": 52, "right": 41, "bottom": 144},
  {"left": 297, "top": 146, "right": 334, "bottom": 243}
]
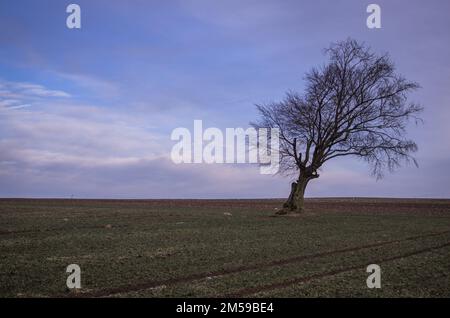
[{"left": 0, "top": 0, "right": 449, "bottom": 198}]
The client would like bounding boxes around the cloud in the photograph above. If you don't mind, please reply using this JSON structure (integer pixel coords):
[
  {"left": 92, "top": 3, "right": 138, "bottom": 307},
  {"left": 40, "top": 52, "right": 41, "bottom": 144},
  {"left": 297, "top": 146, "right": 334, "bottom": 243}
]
[
  {"left": 0, "top": 102, "right": 167, "bottom": 160},
  {"left": 0, "top": 79, "right": 71, "bottom": 110},
  {"left": 0, "top": 84, "right": 449, "bottom": 199},
  {"left": 3, "top": 81, "right": 71, "bottom": 98},
  {"left": 53, "top": 72, "right": 120, "bottom": 98},
  {"left": 0, "top": 87, "right": 289, "bottom": 198},
  {"left": 1, "top": 2, "right": 450, "bottom": 199},
  {"left": 0, "top": 99, "right": 20, "bottom": 107},
  {"left": 4, "top": 104, "right": 32, "bottom": 110},
  {"left": 0, "top": 153, "right": 288, "bottom": 199}
]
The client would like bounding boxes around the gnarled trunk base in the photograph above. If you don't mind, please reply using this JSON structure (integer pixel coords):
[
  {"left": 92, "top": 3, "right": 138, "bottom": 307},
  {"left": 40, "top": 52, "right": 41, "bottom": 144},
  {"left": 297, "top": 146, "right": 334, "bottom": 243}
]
[{"left": 279, "top": 177, "right": 309, "bottom": 214}]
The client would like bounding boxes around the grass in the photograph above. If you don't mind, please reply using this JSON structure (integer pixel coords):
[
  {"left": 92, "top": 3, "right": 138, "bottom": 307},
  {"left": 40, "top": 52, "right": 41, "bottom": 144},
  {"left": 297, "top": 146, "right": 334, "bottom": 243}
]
[{"left": 0, "top": 198, "right": 449, "bottom": 297}]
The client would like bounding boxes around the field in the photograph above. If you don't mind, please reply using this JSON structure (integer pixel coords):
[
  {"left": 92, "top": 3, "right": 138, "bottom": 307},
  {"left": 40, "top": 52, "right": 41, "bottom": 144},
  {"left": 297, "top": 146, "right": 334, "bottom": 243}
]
[{"left": 1, "top": 198, "right": 450, "bottom": 298}]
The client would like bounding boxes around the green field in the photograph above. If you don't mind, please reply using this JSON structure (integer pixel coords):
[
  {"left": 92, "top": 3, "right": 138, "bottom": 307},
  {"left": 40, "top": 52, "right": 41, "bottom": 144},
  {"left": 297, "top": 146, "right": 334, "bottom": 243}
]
[{"left": 1, "top": 198, "right": 449, "bottom": 298}]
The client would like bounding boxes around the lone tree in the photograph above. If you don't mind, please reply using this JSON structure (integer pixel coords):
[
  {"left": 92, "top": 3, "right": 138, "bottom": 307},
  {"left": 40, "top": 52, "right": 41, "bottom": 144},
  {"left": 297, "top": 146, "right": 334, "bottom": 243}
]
[{"left": 253, "top": 39, "right": 422, "bottom": 214}]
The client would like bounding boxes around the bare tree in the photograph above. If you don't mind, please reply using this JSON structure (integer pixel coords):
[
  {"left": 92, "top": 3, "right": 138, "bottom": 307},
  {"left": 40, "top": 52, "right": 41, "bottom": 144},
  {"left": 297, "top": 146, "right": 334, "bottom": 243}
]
[{"left": 252, "top": 39, "right": 422, "bottom": 214}]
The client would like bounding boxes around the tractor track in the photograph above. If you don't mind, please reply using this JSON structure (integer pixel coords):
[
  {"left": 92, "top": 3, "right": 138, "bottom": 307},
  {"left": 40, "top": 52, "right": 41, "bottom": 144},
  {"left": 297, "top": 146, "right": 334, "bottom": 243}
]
[
  {"left": 223, "top": 241, "right": 450, "bottom": 297},
  {"left": 62, "top": 229, "right": 450, "bottom": 298},
  {"left": 0, "top": 224, "right": 128, "bottom": 235}
]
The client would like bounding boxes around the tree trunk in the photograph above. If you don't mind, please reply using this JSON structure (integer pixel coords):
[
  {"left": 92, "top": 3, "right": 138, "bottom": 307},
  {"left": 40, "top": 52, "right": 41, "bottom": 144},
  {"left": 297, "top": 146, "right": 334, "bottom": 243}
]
[{"left": 282, "top": 175, "right": 309, "bottom": 214}]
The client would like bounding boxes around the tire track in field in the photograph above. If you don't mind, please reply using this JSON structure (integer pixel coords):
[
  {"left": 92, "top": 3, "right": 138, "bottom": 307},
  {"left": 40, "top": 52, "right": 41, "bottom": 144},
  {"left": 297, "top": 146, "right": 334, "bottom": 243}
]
[
  {"left": 65, "top": 229, "right": 450, "bottom": 297},
  {"left": 0, "top": 224, "right": 128, "bottom": 235},
  {"left": 224, "top": 241, "right": 450, "bottom": 297}
]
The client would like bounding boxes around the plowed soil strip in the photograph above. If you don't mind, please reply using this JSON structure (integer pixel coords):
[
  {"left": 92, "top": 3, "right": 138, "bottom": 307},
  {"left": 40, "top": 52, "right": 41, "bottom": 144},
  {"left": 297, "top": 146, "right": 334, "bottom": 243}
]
[
  {"left": 63, "top": 229, "right": 450, "bottom": 297},
  {"left": 224, "top": 241, "right": 450, "bottom": 297}
]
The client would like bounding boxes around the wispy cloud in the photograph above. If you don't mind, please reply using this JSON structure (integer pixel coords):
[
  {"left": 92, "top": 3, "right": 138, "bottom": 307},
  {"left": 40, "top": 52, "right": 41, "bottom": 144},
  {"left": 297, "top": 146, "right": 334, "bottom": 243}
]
[
  {"left": 0, "top": 79, "right": 71, "bottom": 110},
  {"left": 18, "top": 84, "right": 70, "bottom": 98},
  {"left": 54, "top": 72, "right": 120, "bottom": 98},
  {"left": 1, "top": 1, "right": 450, "bottom": 198}
]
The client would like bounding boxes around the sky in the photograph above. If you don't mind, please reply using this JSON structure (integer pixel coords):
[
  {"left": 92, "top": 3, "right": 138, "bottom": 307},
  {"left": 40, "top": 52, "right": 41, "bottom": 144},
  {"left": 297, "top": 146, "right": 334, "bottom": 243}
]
[{"left": 0, "top": 0, "right": 449, "bottom": 199}]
